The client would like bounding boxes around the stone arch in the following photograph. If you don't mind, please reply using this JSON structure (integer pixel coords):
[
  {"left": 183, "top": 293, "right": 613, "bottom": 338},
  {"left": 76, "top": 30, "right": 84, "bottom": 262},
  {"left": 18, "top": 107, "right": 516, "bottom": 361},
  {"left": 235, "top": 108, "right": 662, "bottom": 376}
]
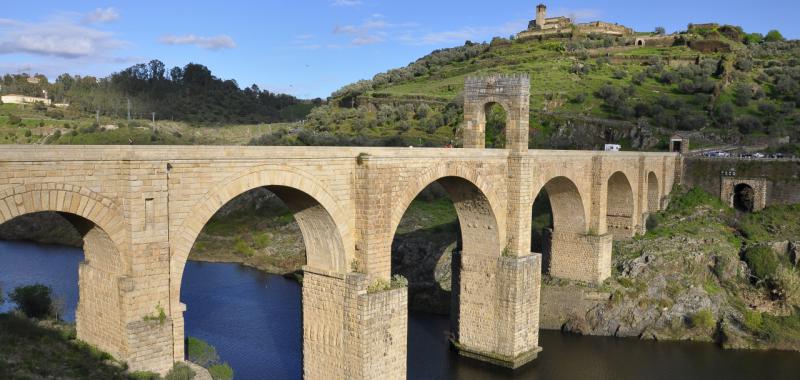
[
  {"left": 647, "top": 171, "right": 660, "bottom": 213},
  {"left": 389, "top": 163, "right": 505, "bottom": 252},
  {"left": 733, "top": 183, "right": 755, "bottom": 212},
  {"left": 0, "top": 183, "right": 128, "bottom": 261},
  {"left": 532, "top": 176, "right": 589, "bottom": 275},
  {"left": 0, "top": 184, "right": 127, "bottom": 360},
  {"left": 169, "top": 165, "right": 354, "bottom": 361},
  {"left": 536, "top": 176, "right": 588, "bottom": 235},
  {"left": 482, "top": 101, "right": 510, "bottom": 148},
  {"left": 606, "top": 171, "right": 635, "bottom": 239},
  {"left": 463, "top": 74, "right": 530, "bottom": 152},
  {"left": 636, "top": 38, "right": 645, "bottom": 46}
]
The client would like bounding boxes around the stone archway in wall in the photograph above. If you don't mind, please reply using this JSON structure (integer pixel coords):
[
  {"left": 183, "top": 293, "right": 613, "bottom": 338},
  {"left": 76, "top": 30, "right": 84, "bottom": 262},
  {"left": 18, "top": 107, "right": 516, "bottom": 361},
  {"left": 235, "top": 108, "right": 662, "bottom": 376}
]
[
  {"left": 531, "top": 176, "right": 591, "bottom": 279},
  {"left": 0, "top": 185, "right": 128, "bottom": 361},
  {"left": 388, "top": 168, "right": 505, "bottom": 362},
  {"left": 463, "top": 74, "right": 530, "bottom": 151},
  {"left": 483, "top": 102, "right": 509, "bottom": 149},
  {"left": 169, "top": 166, "right": 354, "bottom": 364},
  {"left": 647, "top": 171, "right": 660, "bottom": 213},
  {"left": 606, "top": 171, "right": 635, "bottom": 240},
  {"left": 721, "top": 177, "right": 767, "bottom": 212}
]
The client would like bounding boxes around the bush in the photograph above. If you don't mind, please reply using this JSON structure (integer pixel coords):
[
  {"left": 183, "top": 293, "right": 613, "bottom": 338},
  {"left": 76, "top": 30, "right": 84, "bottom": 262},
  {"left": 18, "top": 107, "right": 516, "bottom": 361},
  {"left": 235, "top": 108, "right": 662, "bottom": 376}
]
[
  {"left": 186, "top": 337, "right": 220, "bottom": 368},
  {"left": 208, "top": 363, "right": 234, "bottom": 380},
  {"left": 773, "top": 267, "right": 800, "bottom": 305},
  {"left": 744, "top": 246, "right": 779, "bottom": 282},
  {"left": 689, "top": 309, "right": 716, "bottom": 330},
  {"left": 8, "top": 114, "right": 22, "bottom": 125},
  {"left": 9, "top": 284, "right": 54, "bottom": 319},
  {"left": 163, "top": 362, "right": 196, "bottom": 380},
  {"left": 253, "top": 233, "right": 270, "bottom": 249},
  {"left": 233, "top": 238, "right": 254, "bottom": 257},
  {"left": 765, "top": 30, "right": 785, "bottom": 42},
  {"left": 24, "top": 129, "right": 32, "bottom": 137}
]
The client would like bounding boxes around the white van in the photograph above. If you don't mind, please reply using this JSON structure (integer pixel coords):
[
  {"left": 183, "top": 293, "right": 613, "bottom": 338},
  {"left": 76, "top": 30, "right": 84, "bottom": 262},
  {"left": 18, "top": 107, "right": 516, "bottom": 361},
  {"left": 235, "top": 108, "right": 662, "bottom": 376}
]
[{"left": 604, "top": 144, "right": 621, "bottom": 152}]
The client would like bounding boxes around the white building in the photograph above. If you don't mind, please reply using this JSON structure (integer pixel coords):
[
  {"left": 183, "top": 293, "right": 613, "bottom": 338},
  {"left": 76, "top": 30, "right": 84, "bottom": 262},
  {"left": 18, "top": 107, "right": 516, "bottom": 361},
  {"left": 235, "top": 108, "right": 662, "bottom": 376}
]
[{"left": 1, "top": 94, "right": 52, "bottom": 106}]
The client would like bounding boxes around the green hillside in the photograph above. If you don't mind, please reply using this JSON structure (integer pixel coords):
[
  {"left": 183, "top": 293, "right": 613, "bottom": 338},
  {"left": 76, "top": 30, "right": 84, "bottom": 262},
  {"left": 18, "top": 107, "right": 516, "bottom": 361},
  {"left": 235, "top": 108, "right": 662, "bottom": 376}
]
[{"left": 279, "top": 26, "right": 800, "bottom": 152}]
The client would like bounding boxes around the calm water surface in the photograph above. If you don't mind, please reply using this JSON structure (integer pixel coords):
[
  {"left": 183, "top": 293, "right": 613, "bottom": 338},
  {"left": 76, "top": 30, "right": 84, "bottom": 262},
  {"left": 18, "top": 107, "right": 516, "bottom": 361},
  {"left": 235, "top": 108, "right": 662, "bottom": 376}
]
[{"left": 2, "top": 240, "right": 799, "bottom": 380}]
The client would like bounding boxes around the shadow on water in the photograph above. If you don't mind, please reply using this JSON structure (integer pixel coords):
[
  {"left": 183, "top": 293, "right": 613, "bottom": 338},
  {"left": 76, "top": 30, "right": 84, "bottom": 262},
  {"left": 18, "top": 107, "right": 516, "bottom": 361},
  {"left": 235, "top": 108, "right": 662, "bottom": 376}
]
[{"left": 2, "top": 240, "right": 800, "bottom": 380}]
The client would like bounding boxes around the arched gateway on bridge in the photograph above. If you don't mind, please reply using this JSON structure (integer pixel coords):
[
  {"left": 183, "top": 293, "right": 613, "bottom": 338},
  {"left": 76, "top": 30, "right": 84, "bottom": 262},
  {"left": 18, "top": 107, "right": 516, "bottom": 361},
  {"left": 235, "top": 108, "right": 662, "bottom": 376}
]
[{"left": 0, "top": 75, "right": 678, "bottom": 379}]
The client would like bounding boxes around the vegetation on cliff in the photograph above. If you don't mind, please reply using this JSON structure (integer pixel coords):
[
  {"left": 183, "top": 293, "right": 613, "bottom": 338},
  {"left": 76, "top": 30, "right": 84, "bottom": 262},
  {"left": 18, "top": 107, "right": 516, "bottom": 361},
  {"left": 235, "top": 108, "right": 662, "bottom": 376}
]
[{"left": 559, "top": 187, "right": 800, "bottom": 351}]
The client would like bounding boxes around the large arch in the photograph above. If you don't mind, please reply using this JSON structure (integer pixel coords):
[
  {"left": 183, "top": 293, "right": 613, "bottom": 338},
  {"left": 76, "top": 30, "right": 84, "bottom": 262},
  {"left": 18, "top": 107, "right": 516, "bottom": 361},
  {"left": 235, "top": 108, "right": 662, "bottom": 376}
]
[
  {"left": 388, "top": 163, "right": 506, "bottom": 249},
  {"left": 388, "top": 166, "right": 504, "bottom": 361},
  {"left": 647, "top": 171, "right": 660, "bottom": 213},
  {"left": 0, "top": 184, "right": 127, "bottom": 360},
  {"left": 532, "top": 176, "right": 589, "bottom": 276},
  {"left": 169, "top": 165, "right": 354, "bottom": 361},
  {"left": 606, "top": 171, "right": 635, "bottom": 239},
  {"left": 463, "top": 74, "right": 530, "bottom": 151}
]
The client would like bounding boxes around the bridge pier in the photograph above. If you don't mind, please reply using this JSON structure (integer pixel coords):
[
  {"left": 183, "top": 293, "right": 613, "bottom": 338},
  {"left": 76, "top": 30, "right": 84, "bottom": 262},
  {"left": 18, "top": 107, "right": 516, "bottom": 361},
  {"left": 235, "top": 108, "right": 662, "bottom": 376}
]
[
  {"left": 453, "top": 253, "right": 542, "bottom": 368},
  {"left": 548, "top": 231, "right": 612, "bottom": 284},
  {"left": 303, "top": 267, "right": 408, "bottom": 380}
]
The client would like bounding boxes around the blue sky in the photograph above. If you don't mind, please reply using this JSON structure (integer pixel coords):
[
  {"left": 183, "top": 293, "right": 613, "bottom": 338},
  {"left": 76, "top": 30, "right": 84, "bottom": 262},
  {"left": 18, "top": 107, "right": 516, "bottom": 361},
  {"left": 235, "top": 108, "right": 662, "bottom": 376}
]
[{"left": 1, "top": 1, "right": 797, "bottom": 98}]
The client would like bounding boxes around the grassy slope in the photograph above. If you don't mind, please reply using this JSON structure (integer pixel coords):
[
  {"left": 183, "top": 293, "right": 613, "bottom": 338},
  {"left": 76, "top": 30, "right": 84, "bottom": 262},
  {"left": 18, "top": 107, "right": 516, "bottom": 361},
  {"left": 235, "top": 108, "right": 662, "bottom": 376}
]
[{"left": 0, "top": 314, "right": 132, "bottom": 379}]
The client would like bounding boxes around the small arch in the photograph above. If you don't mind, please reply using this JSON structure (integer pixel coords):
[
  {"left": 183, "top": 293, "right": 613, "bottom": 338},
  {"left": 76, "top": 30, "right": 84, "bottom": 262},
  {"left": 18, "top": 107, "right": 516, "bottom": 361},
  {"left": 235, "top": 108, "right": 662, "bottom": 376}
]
[
  {"left": 482, "top": 102, "right": 508, "bottom": 149},
  {"left": 606, "top": 171, "right": 635, "bottom": 239},
  {"left": 636, "top": 39, "right": 645, "bottom": 46},
  {"left": 647, "top": 171, "right": 660, "bottom": 213},
  {"left": 733, "top": 183, "right": 755, "bottom": 212}
]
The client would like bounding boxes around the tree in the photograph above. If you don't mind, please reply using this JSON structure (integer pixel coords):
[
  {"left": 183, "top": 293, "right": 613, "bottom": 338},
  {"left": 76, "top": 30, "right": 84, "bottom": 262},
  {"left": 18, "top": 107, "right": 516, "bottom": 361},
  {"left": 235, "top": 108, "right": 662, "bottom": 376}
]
[
  {"left": 9, "top": 284, "right": 54, "bottom": 319},
  {"left": 743, "top": 33, "right": 763, "bottom": 45},
  {"left": 764, "top": 30, "right": 785, "bottom": 42},
  {"left": 654, "top": 26, "right": 666, "bottom": 35}
]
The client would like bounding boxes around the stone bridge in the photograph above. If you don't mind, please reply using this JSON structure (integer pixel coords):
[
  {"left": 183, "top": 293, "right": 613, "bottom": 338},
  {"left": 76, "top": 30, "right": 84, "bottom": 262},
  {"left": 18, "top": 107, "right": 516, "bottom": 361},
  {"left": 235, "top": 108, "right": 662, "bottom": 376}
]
[{"left": 0, "top": 75, "right": 678, "bottom": 379}]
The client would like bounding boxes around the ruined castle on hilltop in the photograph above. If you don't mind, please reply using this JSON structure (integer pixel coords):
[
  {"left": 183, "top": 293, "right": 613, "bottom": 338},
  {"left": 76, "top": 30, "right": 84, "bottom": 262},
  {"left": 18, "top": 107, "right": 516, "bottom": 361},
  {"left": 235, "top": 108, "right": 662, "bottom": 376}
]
[{"left": 517, "top": 3, "right": 634, "bottom": 40}]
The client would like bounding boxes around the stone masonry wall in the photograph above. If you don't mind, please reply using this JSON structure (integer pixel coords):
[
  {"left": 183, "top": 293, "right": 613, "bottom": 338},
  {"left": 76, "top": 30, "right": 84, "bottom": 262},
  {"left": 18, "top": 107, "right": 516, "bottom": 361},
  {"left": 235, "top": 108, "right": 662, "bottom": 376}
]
[
  {"left": 683, "top": 157, "right": 800, "bottom": 206},
  {"left": 0, "top": 145, "right": 677, "bottom": 377}
]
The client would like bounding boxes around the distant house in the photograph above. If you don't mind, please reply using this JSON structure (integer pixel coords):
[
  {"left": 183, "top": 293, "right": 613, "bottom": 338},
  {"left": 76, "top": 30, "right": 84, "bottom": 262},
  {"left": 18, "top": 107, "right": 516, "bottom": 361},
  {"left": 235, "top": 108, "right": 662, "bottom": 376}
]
[{"left": 1, "top": 94, "right": 52, "bottom": 106}]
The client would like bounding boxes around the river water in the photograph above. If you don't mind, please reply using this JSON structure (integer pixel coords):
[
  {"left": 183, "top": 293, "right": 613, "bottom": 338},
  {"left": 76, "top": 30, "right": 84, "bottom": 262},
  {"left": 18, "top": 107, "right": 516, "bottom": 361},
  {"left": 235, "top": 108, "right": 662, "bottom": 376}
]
[{"left": 1, "top": 240, "right": 799, "bottom": 380}]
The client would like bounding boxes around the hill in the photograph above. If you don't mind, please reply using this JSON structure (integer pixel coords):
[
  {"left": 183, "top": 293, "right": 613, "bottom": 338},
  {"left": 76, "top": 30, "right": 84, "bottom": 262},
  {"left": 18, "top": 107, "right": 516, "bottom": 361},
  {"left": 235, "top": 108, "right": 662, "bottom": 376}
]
[{"left": 266, "top": 25, "right": 799, "bottom": 153}]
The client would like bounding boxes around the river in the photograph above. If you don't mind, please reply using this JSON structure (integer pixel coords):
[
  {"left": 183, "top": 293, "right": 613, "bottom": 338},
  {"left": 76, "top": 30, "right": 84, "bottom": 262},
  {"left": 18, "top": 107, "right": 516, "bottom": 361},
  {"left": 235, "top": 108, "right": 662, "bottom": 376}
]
[{"left": 1, "top": 240, "right": 799, "bottom": 380}]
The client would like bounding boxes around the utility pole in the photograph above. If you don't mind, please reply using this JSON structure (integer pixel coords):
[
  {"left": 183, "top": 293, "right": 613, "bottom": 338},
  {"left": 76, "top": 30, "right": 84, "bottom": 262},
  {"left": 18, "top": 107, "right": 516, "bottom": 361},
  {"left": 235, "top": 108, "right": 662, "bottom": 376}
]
[
  {"left": 127, "top": 98, "right": 131, "bottom": 122},
  {"left": 151, "top": 112, "right": 156, "bottom": 132},
  {"left": 96, "top": 110, "right": 100, "bottom": 124}
]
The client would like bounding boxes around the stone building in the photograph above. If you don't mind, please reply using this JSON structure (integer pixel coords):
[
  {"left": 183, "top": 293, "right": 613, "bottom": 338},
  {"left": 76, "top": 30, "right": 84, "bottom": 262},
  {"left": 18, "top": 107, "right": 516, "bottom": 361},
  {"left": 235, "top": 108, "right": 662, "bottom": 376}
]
[
  {"left": 517, "top": 3, "right": 634, "bottom": 40},
  {"left": 1, "top": 94, "right": 51, "bottom": 106}
]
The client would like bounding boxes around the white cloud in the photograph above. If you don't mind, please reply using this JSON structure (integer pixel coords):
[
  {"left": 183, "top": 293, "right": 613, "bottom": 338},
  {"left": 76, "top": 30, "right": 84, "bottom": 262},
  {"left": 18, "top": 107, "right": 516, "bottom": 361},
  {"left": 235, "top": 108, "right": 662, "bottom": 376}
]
[
  {"left": 83, "top": 7, "right": 119, "bottom": 24},
  {"left": 331, "top": 0, "right": 362, "bottom": 6},
  {"left": 160, "top": 34, "right": 236, "bottom": 50},
  {"left": 333, "top": 15, "right": 415, "bottom": 46},
  {"left": 0, "top": 17, "right": 127, "bottom": 58}
]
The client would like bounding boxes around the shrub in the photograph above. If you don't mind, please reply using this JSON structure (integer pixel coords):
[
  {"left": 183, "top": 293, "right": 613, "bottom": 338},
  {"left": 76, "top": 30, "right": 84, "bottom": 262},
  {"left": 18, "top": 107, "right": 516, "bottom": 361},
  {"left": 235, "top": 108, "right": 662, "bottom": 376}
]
[
  {"left": 253, "top": 233, "right": 271, "bottom": 249},
  {"left": 186, "top": 336, "right": 220, "bottom": 368},
  {"left": 8, "top": 114, "right": 22, "bottom": 125},
  {"left": 208, "top": 363, "right": 234, "bottom": 380},
  {"left": 689, "top": 309, "right": 716, "bottom": 330},
  {"left": 571, "top": 93, "right": 587, "bottom": 104},
  {"left": 233, "top": 238, "right": 254, "bottom": 257},
  {"left": 9, "top": 284, "right": 54, "bottom": 319},
  {"left": 773, "top": 267, "right": 800, "bottom": 305},
  {"left": 130, "top": 371, "right": 160, "bottom": 380},
  {"left": 24, "top": 129, "right": 32, "bottom": 137},
  {"left": 743, "top": 309, "right": 763, "bottom": 331},
  {"left": 765, "top": 30, "right": 785, "bottom": 42},
  {"left": 163, "top": 362, "right": 196, "bottom": 380},
  {"left": 743, "top": 246, "right": 779, "bottom": 282}
]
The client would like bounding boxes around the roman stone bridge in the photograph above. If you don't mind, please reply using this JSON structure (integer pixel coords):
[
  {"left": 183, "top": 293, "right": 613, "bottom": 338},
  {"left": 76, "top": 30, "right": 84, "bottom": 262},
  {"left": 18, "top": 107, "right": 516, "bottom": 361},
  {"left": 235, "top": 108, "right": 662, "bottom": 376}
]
[{"left": 0, "top": 75, "right": 678, "bottom": 379}]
